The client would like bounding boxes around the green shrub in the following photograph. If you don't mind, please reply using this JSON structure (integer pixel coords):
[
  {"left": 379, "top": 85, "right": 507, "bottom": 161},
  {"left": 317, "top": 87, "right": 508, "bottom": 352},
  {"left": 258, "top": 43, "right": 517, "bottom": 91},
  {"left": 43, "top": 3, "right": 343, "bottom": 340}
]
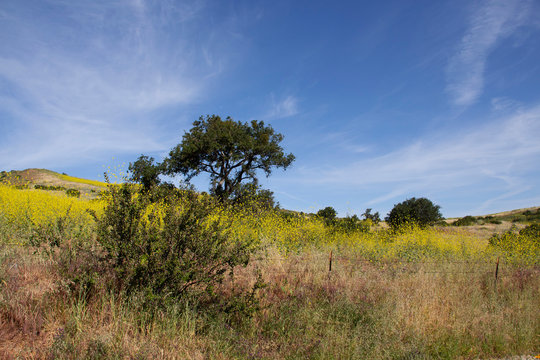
[
  {"left": 317, "top": 207, "right": 337, "bottom": 225},
  {"left": 519, "top": 223, "right": 540, "bottom": 239},
  {"left": 229, "top": 182, "right": 276, "bottom": 210},
  {"left": 362, "top": 208, "right": 381, "bottom": 224},
  {"left": 434, "top": 220, "right": 450, "bottom": 227},
  {"left": 66, "top": 188, "right": 80, "bottom": 198},
  {"left": 488, "top": 224, "right": 540, "bottom": 263},
  {"left": 334, "top": 215, "right": 370, "bottom": 233},
  {"left": 95, "top": 183, "right": 260, "bottom": 310},
  {"left": 35, "top": 184, "right": 66, "bottom": 191},
  {"left": 386, "top": 197, "right": 442, "bottom": 230},
  {"left": 452, "top": 215, "right": 477, "bottom": 226}
]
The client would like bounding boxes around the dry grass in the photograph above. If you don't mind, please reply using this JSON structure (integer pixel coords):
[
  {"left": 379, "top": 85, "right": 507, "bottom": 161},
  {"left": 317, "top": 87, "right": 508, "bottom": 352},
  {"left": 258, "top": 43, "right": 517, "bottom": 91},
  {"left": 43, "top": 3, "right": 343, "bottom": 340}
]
[
  {"left": 0, "top": 244, "right": 538, "bottom": 359},
  {"left": 447, "top": 222, "right": 527, "bottom": 240},
  {"left": 0, "top": 247, "right": 57, "bottom": 359}
]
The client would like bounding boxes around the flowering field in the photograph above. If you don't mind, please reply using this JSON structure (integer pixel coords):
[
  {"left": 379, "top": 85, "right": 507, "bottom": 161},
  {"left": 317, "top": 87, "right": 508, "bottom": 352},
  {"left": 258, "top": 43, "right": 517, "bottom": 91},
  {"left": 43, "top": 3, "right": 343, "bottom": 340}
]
[
  {"left": 0, "top": 183, "right": 501, "bottom": 258},
  {"left": 1, "top": 181, "right": 539, "bottom": 266},
  {"left": 0, "top": 182, "right": 539, "bottom": 359}
]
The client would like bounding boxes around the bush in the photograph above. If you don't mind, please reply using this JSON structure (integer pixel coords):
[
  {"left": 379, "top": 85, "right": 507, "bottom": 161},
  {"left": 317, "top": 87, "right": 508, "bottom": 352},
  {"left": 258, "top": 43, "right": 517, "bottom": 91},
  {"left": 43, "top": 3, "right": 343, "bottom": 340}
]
[
  {"left": 66, "top": 188, "right": 80, "bottom": 198},
  {"left": 452, "top": 215, "right": 477, "bottom": 226},
  {"left": 317, "top": 207, "right": 337, "bottom": 225},
  {"left": 386, "top": 197, "right": 442, "bottom": 230},
  {"left": 519, "top": 223, "right": 540, "bottom": 239},
  {"left": 335, "top": 215, "right": 370, "bottom": 233},
  {"left": 94, "top": 183, "right": 260, "bottom": 309},
  {"left": 362, "top": 208, "right": 380, "bottom": 224},
  {"left": 488, "top": 224, "right": 540, "bottom": 262},
  {"left": 35, "top": 184, "right": 66, "bottom": 191},
  {"left": 229, "top": 182, "right": 276, "bottom": 210}
]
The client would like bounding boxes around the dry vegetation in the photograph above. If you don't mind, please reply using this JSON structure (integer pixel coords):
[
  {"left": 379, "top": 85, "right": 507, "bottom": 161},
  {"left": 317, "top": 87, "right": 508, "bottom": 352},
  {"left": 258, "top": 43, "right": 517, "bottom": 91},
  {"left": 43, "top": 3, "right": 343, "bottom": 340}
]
[{"left": 0, "top": 175, "right": 539, "bottom": 359}]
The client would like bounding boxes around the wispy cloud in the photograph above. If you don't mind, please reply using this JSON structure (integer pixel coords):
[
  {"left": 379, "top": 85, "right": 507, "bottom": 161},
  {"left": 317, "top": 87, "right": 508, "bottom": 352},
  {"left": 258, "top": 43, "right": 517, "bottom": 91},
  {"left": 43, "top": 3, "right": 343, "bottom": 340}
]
[
  {"left": 298, "top": 104, "right": 540, "bottom": 207},
  {"left": 266, "top": 95, "right": 299, "bottom": 119},
  {"left": 490, "top": 97, "right": 521, "bottom": 112},
  {"left": 0, "top": 0, "right": 235, "bottom": 169},
  {"left": 446, "top": 0, "right": 532, "bottom": 107}
]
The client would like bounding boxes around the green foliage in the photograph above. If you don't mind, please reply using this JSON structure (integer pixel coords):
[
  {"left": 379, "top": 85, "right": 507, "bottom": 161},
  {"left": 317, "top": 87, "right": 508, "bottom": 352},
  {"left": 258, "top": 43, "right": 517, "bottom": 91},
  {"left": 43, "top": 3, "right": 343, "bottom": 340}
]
[
  {"left": 0, "top": 171, "right": 20, "bottom": 184},
  {"left": 489, "top": 224, "right": 540, "bottom": 263},
  {"left": 453, "top": 215, "right": 503, "bottom": 226},
  {"left": 128, "top": 155, "right": 164, "bottom": 191},
  {"left": 35, "top": 184, "right": 66, "bottom": 191},
  {"left": 165, "top": 115, "right": 295, "bottom": 200},
  {"left": 519, "top": 208, "right": 540, "bottom": 223},
  {"left": 229, "top": 181, "right": 276, "bottom": 210},
  {"left": 66, "top": 188, "right": 80, "bottom": 198},
  {"left": 362, "top": 208, "right": 380, "bottom": 224},
  {"left": 453, "top": 215, "right": 477, "bottom": 226},
  {"left": 95, "top": 182, "right": 259, "bottom": 308},
  {"left": 386, "top": 197, "right": 443, "bottom": 230},
  {"left": 519, "top": 223, "right": 540, "bottom": 239},
  {"left": 477, "top": 216, "right": 502, "bottom": 224},
  {"left": 334, "top": 214, "right": 370, "bottom": 233},
  {"left": 317, "top": 206, "right": 337, "bottom": 225}
]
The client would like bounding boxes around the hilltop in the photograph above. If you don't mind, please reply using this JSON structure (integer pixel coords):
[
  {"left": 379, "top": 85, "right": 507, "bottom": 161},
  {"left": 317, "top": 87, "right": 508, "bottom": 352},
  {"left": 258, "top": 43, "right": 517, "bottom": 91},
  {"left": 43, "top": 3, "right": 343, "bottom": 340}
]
[{"left": 0, "top": 168, "right": 107, "bottom": 199}]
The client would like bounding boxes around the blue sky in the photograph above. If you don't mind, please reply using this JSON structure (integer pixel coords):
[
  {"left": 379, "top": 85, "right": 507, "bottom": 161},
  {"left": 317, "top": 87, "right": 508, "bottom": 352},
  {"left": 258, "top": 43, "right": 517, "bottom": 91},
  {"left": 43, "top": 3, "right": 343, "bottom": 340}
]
[{"left": 1, "top": 0, "right": 540, "bottom": 218}]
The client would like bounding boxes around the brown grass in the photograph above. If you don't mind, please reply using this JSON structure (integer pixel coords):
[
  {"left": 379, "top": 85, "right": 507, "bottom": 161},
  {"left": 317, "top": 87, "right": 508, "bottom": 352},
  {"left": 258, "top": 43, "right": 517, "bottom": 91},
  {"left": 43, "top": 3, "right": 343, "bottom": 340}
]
[{"left": 0, "top": 245, "right": 538, "bottom": 359}]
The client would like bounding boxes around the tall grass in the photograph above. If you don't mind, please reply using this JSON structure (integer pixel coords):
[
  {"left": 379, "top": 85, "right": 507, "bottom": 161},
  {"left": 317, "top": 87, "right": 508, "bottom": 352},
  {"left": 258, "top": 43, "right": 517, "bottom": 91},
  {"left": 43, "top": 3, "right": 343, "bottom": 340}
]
[{"left": 0, "top": 182, "right": 538, "bottom": 359}]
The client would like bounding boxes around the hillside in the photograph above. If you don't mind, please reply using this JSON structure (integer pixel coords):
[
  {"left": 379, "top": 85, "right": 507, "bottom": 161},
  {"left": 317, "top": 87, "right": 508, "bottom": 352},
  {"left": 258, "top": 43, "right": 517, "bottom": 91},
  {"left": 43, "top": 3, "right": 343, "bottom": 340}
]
[{"left": 0, "top": 168, "right": 107, "bottom": 198}]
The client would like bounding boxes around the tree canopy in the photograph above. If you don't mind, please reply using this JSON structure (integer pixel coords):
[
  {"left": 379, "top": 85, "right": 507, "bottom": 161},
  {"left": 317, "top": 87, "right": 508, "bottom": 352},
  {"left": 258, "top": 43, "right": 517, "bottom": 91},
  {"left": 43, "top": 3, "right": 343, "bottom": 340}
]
[
  {"left": 317, "top": 206, "right": 337, "bottom": 223},
  {"left": 128, "top": 155, "right": 163, "bottom": 191},
  {"left": 165, "top": 115, "right": 295, "bottom": 199},
  {"left": 385, "top": 197, "right": 443, "bottom": 229}
]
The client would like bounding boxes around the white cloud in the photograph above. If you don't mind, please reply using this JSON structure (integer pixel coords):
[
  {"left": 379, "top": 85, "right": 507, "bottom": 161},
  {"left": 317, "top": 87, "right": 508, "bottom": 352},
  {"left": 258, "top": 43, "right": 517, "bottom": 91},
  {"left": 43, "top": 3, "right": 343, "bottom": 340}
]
[
  {"left": 266, "top": 95, "right": 299, "bottom": 119},
  {"left": 0, "top": 0, "right": 235, "bottom": 170},
  {"left": 446, "top": 0, "right": 532, "bottom": 107},
  {"left": 298, "top": 104, "right": 540, "bottom": 205},
  {"left": 491, "top": 97, "right": 521, "bottom": 112}
]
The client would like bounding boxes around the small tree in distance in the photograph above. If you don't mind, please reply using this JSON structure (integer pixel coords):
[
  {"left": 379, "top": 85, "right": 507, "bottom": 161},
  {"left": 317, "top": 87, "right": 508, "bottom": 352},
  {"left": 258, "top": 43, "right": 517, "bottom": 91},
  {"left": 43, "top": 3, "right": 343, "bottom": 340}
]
[
  {"left": 362, "top": 208, "right": 381, "bottom": 224},
  {"left": 386, "top": 197, "right": 442, "bottom": 229},
  {"left": 317, "top": 206, "right": 337, "bottom": 225}
]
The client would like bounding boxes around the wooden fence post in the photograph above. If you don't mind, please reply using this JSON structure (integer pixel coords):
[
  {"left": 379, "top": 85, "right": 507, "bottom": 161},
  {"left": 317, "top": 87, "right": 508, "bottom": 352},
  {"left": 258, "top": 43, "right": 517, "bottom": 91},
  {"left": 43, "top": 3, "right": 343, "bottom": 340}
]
[
  {"left": 329, "top": 250, "right": 333, "bottom": 272},
  {"left": 494, "top": 256, "right": 500, "bottom": 291}
]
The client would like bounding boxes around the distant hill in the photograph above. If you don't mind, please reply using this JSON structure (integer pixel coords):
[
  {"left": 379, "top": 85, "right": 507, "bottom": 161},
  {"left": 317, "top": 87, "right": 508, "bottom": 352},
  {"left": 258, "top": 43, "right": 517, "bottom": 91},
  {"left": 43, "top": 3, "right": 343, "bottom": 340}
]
[{"left": 0, "top": 168, "right": 107, "bottom": 198}]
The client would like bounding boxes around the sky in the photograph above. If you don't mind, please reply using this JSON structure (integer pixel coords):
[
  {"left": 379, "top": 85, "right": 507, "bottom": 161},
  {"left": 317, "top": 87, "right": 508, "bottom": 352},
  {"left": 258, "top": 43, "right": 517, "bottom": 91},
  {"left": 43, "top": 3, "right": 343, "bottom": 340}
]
[{"left": 1, "top": 0, "right": 540, "bottom": 218}]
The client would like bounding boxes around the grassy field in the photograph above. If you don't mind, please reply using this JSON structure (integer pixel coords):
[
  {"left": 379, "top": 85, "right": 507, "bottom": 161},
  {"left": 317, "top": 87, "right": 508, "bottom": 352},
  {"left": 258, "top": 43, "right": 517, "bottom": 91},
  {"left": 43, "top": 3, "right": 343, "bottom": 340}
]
[{"left": 0, "top": 179, "right": 539, "bottom": 359}]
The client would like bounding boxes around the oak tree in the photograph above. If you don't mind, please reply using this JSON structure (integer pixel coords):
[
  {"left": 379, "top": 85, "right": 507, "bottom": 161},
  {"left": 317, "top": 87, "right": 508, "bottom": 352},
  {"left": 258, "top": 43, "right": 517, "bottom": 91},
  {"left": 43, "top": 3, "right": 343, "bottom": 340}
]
[{"left": 165, "top": 115, "right": 295, "bottom": 200}]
